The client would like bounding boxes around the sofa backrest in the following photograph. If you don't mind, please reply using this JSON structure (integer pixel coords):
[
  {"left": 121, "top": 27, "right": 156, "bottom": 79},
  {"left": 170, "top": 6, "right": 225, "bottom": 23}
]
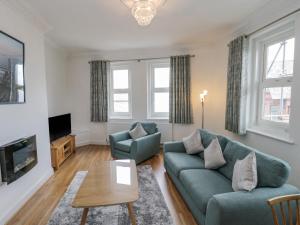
[
  {"left": 218, "top": 140, "right": 291, "bottom": 188},
  {"left": 130, "top": 122, "right": 158, "bottom": 135},
  {"left": 200, "top": 129, "right": 230, "bottom": 150},
  {"left": 198, "top": 129, "right": 230, "bottom": 159}
]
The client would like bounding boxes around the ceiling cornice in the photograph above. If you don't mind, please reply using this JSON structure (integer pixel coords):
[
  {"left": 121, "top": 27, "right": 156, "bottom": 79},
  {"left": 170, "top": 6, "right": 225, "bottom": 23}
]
[{"left": 0, "top": 0, "right": 52, "bottom": 34}]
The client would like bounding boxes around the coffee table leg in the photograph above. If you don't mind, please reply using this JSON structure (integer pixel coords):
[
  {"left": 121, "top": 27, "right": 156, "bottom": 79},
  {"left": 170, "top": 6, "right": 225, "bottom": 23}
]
[
  {"left": 127, "top": 202, "right": 137, "bottom": 225},
  {"left": 80, "top": 208, "right": 89, "bottom": 225}
]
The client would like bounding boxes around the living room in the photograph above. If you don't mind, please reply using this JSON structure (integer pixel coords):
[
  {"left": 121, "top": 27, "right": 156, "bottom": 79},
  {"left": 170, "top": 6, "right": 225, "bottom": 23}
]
[{"left": 0, "top": 0, "right": 300, "bottom": 225}]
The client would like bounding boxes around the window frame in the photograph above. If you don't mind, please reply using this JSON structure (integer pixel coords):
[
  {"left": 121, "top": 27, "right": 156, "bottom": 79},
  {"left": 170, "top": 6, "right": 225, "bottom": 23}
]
[
  {"left": 247, "top": 20, "right": 296, "bottom": 140},
  {"left": 147, "top": 59, "right": 170, "bottom": 119},
  {"left": 108, "top": 63, "right": 132, "bottom": 119},
  {"left": 257, "top": 31, "right": 294, "bottom": 128}
]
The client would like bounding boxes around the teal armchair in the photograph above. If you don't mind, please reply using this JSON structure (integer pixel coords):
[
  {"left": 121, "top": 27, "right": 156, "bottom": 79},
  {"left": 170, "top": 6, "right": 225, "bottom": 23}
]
[{"left": 109, "top": 122, "right": 161, "bottom": 164}]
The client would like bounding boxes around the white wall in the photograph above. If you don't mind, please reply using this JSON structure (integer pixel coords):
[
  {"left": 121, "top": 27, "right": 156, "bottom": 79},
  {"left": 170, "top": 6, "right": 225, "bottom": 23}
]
[
  {"left": 225, "top": 0, "right": 300, "bottom": 187},
  {"left": 45, "top": 40, "right": 69, "bottom": 117},
  {"left": 67, "top": 45, "right": 228, "bottom": 146},
  {"left": 67, "top": 0, "right": 300, "bottom": 188},
  {"left": 0, "top": 2, "right": 53, "bottom": 224}
]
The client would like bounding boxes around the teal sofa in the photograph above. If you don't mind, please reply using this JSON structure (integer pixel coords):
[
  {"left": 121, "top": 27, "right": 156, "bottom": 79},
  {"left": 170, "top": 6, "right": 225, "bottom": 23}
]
[
  {"left": 109, "top": 122, "right": 161, "bottom": 164},
  {"left": 163, "top": 129, "right": 299, "bottom": 225}
]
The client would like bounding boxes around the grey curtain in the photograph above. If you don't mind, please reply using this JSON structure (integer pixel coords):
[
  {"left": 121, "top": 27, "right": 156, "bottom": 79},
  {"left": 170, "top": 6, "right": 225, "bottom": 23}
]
[
  {"left": 169, "top": 55, "right": 193, "bottom": 124},
  {"left": 90, "top": 60, "right": 109, "bottom": 122},
  {"left": 225, "top": 36, "right": 248, "bottom": 134}
]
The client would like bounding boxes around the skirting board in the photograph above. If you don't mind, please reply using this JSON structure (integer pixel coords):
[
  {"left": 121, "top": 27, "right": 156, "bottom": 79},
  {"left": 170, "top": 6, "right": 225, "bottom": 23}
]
[
  {"left": 76, "top": 139, "right": 108, "bottom": 147},
  {"left": 0, "top": 168, "right": 54, "bottom": 225}
]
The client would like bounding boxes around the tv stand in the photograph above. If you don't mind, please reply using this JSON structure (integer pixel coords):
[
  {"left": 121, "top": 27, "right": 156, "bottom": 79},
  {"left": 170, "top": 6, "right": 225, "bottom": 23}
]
[{"left": 50, "top": 135, "right": 75, "bottom": 170}]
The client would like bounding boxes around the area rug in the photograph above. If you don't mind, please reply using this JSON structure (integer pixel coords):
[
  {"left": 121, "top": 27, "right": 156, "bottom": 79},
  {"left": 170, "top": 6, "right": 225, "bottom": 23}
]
[{"left": 47, "top": 165, "right": 174, "bottom": 225}]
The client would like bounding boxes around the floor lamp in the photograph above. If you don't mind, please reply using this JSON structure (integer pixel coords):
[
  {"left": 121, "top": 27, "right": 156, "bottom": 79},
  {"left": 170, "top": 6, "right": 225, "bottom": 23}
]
[{"left": 200, "top": 90, "right": 208, "bottom": 129}]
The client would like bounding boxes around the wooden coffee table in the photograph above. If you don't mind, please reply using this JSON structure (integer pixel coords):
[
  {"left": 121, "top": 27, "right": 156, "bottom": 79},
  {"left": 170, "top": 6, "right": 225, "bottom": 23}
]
[{"left": 72, "top": 160, "right": 139, "bottom": 225}]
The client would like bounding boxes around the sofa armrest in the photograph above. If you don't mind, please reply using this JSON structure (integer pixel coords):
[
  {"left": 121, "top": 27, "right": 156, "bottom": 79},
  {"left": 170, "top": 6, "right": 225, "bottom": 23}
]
[
  {"left": 109, "top": 131, "right": 130, "bottom": 144},
  {"left": 205, "top": 184, "right": 300, "bottom": 225},
  {"left": 163, "top": 141, "right": 186, "bottom": 153},
  {"left": 131, "top": 132, "right": 161, "bottom": 157}
]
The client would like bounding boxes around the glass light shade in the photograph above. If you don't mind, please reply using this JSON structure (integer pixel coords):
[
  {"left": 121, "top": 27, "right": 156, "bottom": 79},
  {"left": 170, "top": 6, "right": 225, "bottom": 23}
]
[
  {"left": 121, "top": 0, "right": 166, "bottom": 8},
  {"left": 131, "top": 1, "right": 156, "bottom": 26},
  {"left": 121, "top": 0, "right": 166, "bottom": 26}
]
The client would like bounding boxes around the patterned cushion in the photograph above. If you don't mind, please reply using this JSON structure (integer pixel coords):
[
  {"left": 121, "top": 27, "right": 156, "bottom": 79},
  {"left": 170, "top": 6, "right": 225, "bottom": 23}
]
[
  {"left": 199, "top": 129, "right": 230, "bottom": 159},
  {"left": 130, "top": 122, "right": 158, "bottom": 135},
  {"left": 129, "top": 123, "right": 147, "bottom": 140}
]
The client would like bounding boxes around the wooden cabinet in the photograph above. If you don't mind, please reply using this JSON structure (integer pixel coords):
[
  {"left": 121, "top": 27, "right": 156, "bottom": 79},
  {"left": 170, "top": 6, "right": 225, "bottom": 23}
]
[{"left": 51, "top": 135, "right": 75, "bottom": 170}]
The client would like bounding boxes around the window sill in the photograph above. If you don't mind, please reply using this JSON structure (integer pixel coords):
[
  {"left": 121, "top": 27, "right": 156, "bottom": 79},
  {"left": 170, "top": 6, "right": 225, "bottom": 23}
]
[
  {"left": 246, "top": 126, "right": 294, "bottom": 144},
  {"left": 109, "top": 116, "right": 132, "bottom": 120},
  {"left": 147, "top": 117, "right": 169, "bottom": 121}
]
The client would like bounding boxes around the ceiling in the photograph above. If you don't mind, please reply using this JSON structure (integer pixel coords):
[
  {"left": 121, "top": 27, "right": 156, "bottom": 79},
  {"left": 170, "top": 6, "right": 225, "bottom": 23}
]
[{"left": 22, "top": 0, "right": 271, "bottom": 52}]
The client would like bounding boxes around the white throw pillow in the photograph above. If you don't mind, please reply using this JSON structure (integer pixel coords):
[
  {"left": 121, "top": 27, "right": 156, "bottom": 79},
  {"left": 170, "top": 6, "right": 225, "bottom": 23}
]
[
  {"left": 204, "top": 138, "right": 226, "bottom": 169},
  {"left": 182, "top": 130, "right": 204, "bottom": 154},
  {"left": 129, "top": 123, "right": 147, "bottom": 140},
  {"left": 232, "top": 151, "right": 257, "bottom": 192}
]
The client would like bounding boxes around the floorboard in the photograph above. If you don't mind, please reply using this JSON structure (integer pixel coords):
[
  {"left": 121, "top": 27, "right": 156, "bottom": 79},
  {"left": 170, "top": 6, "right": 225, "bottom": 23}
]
[{"left": 6, "top": 145, "right": 198, "bottom": 225}]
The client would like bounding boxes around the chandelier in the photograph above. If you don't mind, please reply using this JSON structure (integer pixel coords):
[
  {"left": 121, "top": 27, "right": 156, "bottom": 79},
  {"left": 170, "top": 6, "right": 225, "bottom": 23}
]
[{"left": 121, "top": 0, "right": 166, "bottom": 26}]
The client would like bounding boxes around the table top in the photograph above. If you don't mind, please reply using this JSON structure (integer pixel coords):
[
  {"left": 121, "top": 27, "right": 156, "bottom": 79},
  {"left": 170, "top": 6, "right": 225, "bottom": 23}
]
[{"left": 72, "top": 160, "right": 139, "bottom": 208}]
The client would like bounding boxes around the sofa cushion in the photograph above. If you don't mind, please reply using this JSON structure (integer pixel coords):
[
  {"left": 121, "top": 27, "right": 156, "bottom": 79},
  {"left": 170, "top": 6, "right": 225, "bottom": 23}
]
[
  {"left": 115, "top": 139, "right": 133, "bottom": 153},
  {"left": 164, "top": 152, "right": 205, "bottom": 177},
  {"left": 218, "top": 141, "right": 290, "bottom": 187},
  {"left": 204, "top": 138, "right": 226, "bottom": 169},
  {"left": 183, "top": 130, "right": 204, "bottom": 154},
  {"left": 179, "top": 169, "right": 233, "bottom": 213},
  {"left": 199, "top": 129, "right": 230, "bottom": 159},
  {"left": 130, "top": 122, "right": 157, "bottom": 135},
  {"left": 129, "top": 122, "right": 147, "bottom": 140}
]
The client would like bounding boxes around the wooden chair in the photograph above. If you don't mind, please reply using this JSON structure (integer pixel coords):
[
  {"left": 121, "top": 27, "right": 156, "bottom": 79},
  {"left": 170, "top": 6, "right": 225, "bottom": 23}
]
[{"left": 268, "top": 194, "right": 300, "bottom": 225}]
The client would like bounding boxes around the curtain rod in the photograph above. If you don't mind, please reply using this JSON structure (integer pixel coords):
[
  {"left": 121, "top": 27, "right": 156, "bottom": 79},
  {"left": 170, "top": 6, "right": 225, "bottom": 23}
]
[
  {"left": 245, "top": 8, "right": 300, "bottom": 38},
  {"left": 88, "top": 54, "right": 196, "bottom": 64}
]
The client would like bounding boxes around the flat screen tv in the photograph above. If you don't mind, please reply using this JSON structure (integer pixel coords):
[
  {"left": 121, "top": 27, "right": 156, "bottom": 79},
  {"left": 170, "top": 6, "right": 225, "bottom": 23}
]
[{"left": 48, "top": 113, "right": 71, "bottom": 142}]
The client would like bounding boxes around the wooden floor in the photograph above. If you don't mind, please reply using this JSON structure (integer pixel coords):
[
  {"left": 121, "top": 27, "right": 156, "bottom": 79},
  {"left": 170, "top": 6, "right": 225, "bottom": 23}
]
[{"left": 7, "top": 145, "right": 198, "bottom": 225}]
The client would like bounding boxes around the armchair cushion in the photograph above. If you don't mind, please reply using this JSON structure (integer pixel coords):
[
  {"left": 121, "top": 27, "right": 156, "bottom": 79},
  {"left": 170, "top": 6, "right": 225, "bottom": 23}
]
[
  {"left": 179, "top": 169, "right": 233, "bottom": 213},
  {"left": 164, "top": 152, "right": 205, "bottom": 177},
  {"left": 129, "top": 122, "right": 147, "bottom": 140},
  {"left": 115, "top": 139, "right": 133, "bottom": 153},
  {"left": 130, "top": 122, "right": 158, "bottom": 135}
]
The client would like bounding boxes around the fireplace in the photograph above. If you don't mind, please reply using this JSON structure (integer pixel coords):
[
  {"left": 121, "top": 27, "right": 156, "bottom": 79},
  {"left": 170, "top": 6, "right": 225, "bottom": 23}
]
[{"left": 0, "top": 135, "right": 37, "bottom": 184}]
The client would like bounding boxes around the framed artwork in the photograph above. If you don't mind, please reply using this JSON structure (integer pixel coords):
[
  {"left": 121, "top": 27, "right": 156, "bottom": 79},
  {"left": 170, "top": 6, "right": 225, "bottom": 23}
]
[{"left": 0, "top": 31, "right": 25, "bottom": 104}]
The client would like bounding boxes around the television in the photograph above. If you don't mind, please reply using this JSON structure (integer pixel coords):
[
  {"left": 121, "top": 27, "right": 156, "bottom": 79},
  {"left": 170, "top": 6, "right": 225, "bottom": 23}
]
[{"left": 48, "top": 113, "right": 71, "bottom": 142}]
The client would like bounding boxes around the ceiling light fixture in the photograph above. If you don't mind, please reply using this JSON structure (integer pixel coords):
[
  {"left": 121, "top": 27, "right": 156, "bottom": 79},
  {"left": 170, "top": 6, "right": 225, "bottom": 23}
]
[{"left": 121, "top": 0, "right": 166, "bottom": 26}]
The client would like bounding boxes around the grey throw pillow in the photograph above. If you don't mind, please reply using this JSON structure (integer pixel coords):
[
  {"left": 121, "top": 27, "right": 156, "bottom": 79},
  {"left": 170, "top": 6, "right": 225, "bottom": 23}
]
[
  {"left": 232, "top": 151, "right": 257, "bottom": 192},
  {"left": 204, "top": 138, "right": 226, "bottom": 169},
  {"left": 129, "top": 123, "right": 147, "bottom": 140},
  {"left": 183, "top": 130, "right": 204, "bottom": 154}
]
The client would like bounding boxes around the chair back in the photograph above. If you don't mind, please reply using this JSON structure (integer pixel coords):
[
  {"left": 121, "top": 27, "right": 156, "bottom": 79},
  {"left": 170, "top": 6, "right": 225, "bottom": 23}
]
[
  {"left": 130, "top": 122, "right": 158, "bottom": 134},
  {"left": 268, "top": 194, "right": 300, "bottom": 225}
]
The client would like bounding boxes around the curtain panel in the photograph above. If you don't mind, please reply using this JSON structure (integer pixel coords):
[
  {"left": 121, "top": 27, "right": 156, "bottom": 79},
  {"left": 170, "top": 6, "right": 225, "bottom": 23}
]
[
  {"left": 90, "top": 60, "right": 109, "bottom": 122},
  {"left": 225, "top": 36, "right": 248, "bottom": 135},
  {"left": 169, "top": 55, "right": 193, "bottom": 124}
]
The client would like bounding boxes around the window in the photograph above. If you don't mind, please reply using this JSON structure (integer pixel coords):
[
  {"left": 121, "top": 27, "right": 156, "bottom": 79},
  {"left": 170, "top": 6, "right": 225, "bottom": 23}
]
[
  {"left": 109, "top": 64, "right": 132, "bottom": 119},
  {"left": 147, "top": 60, "right": 170, "bottom": 119},
  {"left": 260, "top": 36, "right": 294, "bottom": 124},
  {"left": 248, "top": 21, "right": 295, "bottom": 141},
  {"left": 15, "top": 64, "right": 24, "bottom": 102}
]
